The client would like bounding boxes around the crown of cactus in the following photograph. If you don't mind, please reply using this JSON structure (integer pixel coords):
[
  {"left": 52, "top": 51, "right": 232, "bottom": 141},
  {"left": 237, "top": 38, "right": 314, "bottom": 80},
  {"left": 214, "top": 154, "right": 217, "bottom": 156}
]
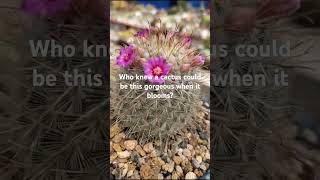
[{"left": 111, "top": 25, "right": 206, "bottom": 143}]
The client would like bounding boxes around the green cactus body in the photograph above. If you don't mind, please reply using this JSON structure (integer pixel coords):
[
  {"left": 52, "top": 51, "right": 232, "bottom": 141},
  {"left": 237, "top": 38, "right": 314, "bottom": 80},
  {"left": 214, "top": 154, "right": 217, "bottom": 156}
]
[{"left": 111, "top": 25, "right": 206, "bottom": 143}]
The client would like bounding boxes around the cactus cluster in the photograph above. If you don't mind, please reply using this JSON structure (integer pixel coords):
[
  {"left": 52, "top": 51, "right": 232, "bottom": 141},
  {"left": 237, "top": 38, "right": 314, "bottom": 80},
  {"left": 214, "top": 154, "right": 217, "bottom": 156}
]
[{"left": 111, "top": 24, "right": 206, "bottom": 143}]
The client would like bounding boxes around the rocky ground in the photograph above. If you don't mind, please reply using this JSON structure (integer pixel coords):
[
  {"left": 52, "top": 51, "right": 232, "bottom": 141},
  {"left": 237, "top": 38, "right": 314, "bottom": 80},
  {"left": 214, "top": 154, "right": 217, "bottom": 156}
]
[{"left": 110, "top": 103, "right": 210, "bottom": 180}]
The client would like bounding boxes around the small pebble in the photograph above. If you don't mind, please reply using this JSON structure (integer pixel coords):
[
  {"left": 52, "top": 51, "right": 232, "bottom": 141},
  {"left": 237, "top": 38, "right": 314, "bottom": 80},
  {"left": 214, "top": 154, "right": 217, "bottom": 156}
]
[
  {"left": 143, "top": 143, "right": 154, "bottom": 153},
  {"left": 112, "top": 168, "right": 118, "bottom": 175},
  {"left": 187, "top": 144, "right": 193, "bottom": 150},
  {"left": 149, "top": 150, "right": 158, "bottom": 158},
  {"left": 199, "top": 139, "right": 208, "bottom": 145},
  {"left": 152, "top": 157, "right": 165, "bottom": 166},
  {"left": 162, "top": 171, "right": 170, "bottom": 178},
  {"left": 173, "top": 156, "right": 183, "bottom": 165},
  {"left": 179, "top": 141, "right": 188, "bottom": 148},
  {"left": 124, "top": 140, "right": 138, "bottom": 150},
  {"left": 112, "top": 144, "right": 123, "bottom": 152},
  {"left": 200, "top": 164, "right": 207, "bottom": 171},
  {"left": 130, "top": 170, "right": 140, "bottom": 179},
  {"left": 177, "top": 148, "right": 183, "bottom": 156},
  {"left": 117, "top": 151, "right": 131, "bottom": 159},
  {"left": 192, "top": 158, "right": 201, "bottom": 168},
  {"left": 162, "top": 154, "right": 171, "bottom": 163},
  {"left": 187, "top": 133, "right": 192, "bottom": 139},
  {"left": 196, "top": 156, "right": 203, "bottom": 163},
  {"left": 162, "top": 161, "right": 174, "bottom": 173},
  {"left": 182, "top": 160, "right": 193, "bottom": 172},
  {"left": 194, "top": 169, "right": 203, "bottom": 177},
  {"left": 189, "top": 137, "right": 198, "bottom": 147},
  {"left": 128, "top": 163, "right": 136, "bottom": 171},
  {"left": 113, "top": 132, "right": 125, "bottom": 143},
  {"left": 131, "top": 153, "right": 140, "bottom": 165},
  {"left": 185, "top": 172, "right": 197, "bottom": 179},
  {"left": 175, "top": 165, "right": 183, "bottom": 176},
  {"left": 137, "top": 158, "right": 146, "bottom": 167},
  {"left": 118, "top": 158, "right": 128, "bottom": 163},
  {"left": 135, "top": 145, "right": 146, "bottom": 156},
  {"left": 111, "top": 124, "right": 122, "bottom": 138},
  {"left": 140, "top": 164, "right": 154, "bottom": 179},
  {"left": 121, "top": 164, "right": 128, "bottom": 178},
  {"left": 205, "top": 152, "right": 210, "bottom": 160},
  {"left": 158, "top": 173, "right": 164, "bottom": 179},
  {"left": 110, "top": 153, "right": 118, "bottom": 161},
  {"left": 198, "top": 131, "right": 208, "bottom": 140},
  {"left": 126, "top": 170, "right": 134, "bottom": 177},
  {"left": 118, "top": 163, "right": 124, "bottom": 168},
  {"left": 172, "top": 172, "right": 179, "bottom": 179},
  {"left": 183, "top": 149, "right": 192, "bottom": 158}
]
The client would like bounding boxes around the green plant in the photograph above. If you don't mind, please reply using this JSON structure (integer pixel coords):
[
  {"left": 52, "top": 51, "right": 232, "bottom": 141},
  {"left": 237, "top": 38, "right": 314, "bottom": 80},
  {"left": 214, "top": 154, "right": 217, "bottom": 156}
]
[{"left": 111, "top": 24, "right": 206, "bottom": 144}]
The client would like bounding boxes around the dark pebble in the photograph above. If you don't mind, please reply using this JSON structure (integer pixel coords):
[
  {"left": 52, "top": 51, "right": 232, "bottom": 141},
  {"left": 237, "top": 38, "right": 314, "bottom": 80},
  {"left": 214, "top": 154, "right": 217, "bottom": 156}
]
[
  {"left": 179, "top": 141, "right": 188, "bottom": 149},
  {"left": 163, "top": 172, "right": 170, "bottom": 177},
  {"left": 132, "top": 153, "right": 141, "bottom": 167},
  {"left": 161, "top": 154, "right": 170, "bottom": 163},
  {"left": 198, "top": 131, "right": 208, "bottom": 140}
]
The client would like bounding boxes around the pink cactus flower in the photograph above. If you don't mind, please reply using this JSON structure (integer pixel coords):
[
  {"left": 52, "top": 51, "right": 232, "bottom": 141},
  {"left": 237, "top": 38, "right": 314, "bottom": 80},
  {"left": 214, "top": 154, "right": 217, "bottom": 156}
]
[
  {"left": 116, "top": 45, "right": 137, "bottom": 68},
  {"left": 144, "top": 57, "right": 171, "bottom": 84}
]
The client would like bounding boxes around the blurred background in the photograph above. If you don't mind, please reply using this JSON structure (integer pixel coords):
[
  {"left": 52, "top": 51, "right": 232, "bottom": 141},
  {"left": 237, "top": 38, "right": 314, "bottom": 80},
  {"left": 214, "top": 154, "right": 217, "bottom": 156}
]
[{"left": 110, "top": 0, "right": 210, "bottom": 69}]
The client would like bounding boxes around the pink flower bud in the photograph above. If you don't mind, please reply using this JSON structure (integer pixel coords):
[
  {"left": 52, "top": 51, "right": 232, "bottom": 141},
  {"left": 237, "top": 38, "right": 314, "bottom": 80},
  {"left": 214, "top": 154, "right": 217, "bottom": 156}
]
[
  {"left": 135, "top": 29, "right": 150, "bottom": 40},
  {"left": 191, "top": 55, "right": 205, "bottom": 67},
  {"left": 167, "top": 31, "right": 177, "bottom": 40},
  {"left": 116, "top": 45, "right": 136, "bottom": 68},
  {"left": 182, "top": 35, "right": 192, "bottom": 48},
  {"left": 180, "top": 64, "right": 191, "bottom": 72}
]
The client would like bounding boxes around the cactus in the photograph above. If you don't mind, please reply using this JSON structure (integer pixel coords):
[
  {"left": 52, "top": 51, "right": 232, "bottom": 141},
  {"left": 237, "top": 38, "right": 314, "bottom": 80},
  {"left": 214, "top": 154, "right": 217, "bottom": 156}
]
[
  {"left": 211, "top": 1, "right": 314, "bottom": 179},
  {"left": 111, "top": 24, "right": 206, "bottom": 143}
]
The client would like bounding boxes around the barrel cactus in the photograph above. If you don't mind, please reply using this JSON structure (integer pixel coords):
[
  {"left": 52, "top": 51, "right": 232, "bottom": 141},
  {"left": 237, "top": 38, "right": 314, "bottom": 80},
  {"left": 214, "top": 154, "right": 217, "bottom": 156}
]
[{"left": 111, "top": 25, "right": 206, "bottom": 143}]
